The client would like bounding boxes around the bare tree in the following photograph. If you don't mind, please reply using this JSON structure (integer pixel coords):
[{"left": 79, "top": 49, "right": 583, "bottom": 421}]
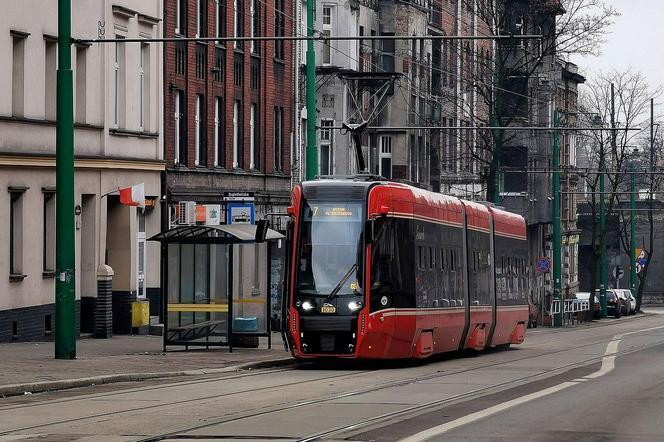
[
  {"left": 440, "top": 0, "right": 620, "bottom": 201},
  {"left": 577, "top": 70, "right": 661, "bottom": 315}
]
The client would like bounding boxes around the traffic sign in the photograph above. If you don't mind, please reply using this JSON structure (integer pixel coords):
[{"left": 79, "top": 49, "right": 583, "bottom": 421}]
[
  {"left": 535, "top": 257, "right": 551, "bottom": 273},
  {"left": 613, "top": 265, "right": 624, "bottom": 280},
  {"left": 636, "top": 248, "right": 648, "bottom": 274}
]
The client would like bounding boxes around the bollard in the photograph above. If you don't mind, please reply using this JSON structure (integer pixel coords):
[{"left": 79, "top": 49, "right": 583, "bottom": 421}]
[{"left": 95, "top": 265, "right": 114, "bottom": 339}]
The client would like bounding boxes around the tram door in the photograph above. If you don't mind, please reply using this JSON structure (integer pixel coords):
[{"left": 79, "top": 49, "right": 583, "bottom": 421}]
[{"left": 462, "top": 203, "right": 493, "bottom": 350}]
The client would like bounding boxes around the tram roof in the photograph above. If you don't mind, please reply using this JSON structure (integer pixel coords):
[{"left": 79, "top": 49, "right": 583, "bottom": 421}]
[{"left": 149, "top": 224, "right": 285, "bottom": 244}]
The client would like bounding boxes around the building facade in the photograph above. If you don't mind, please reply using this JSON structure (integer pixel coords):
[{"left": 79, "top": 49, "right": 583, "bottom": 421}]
[
  {"left": 296, "top": 0, "right": 490, "bottom": 195},
  {"left": 0, "top": 1, "right": 164, "bottom": 342},
  {"left": 163, "top": 0, "right": 294, "bottom": 228},
  {"left": 498, "top": 1, "right": 584, "bottom": 321}
]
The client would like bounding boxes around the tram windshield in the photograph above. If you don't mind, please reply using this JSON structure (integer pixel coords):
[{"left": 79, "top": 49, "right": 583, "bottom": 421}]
[{"left": 296, "top": 201, "right": 364, "bottom": 297}]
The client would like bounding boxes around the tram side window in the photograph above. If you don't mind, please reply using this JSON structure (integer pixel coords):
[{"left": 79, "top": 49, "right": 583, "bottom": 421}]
[
  {"left": 429, "top": 247, "right": 436, "bottom": 269},
  {"left": 370, "top": 219, "right": 415, "bottom": 311}
]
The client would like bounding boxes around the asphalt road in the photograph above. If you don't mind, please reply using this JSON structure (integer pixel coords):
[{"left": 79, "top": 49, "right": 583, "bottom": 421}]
[{"left": 1, "top": 313, "right": 663, "bottom": 442}]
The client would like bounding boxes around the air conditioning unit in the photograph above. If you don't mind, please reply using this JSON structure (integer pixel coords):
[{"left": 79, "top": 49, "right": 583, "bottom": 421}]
[{"left": 174, "top": 201, "right": 196, "bottom": 225}]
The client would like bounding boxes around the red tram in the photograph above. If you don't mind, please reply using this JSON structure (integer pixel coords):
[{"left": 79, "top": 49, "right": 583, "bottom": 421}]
[{"left": 283, "top": 176, "right": 528, "bottom": 360}]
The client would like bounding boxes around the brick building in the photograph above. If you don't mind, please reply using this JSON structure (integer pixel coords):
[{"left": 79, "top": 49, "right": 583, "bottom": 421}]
[{"left": 163, "top": 0, "right": 293, "bottom": 228}]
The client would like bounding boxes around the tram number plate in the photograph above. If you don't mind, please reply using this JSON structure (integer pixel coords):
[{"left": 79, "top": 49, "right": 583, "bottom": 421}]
[{"left": 320, "top": 305, "right": 336, "bottom": 314}]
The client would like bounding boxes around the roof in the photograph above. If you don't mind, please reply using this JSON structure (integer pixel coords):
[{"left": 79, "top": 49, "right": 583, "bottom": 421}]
[{"left": 149, "top": 224, "right": 285, "bottom": 244}]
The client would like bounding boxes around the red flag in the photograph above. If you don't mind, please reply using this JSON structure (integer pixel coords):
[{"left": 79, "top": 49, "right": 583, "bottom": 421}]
[{"left": 119, "top": 183, "right": 145, "bottom": 208}]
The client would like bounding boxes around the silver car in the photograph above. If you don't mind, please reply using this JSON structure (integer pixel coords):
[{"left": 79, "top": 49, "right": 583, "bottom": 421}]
[{"left": 615, "top": 289, "right": 636, "bottom": 315}]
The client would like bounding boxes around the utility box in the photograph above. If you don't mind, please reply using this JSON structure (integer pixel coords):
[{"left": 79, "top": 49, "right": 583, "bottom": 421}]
[{"left": 131, "top": 301, "right": 150, "bottom": 327}]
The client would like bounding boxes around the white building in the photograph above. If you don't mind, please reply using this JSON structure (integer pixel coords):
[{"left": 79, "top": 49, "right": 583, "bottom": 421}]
[{"left": 0, "top": 1, "right": 163, "bottom": 341}]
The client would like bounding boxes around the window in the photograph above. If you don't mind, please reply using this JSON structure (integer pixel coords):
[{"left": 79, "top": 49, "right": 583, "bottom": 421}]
[
  {"left": 516, "top": 16, "right": 525, "bottom": 48},
  {"left": 250, "top": 103, "right": 257, "bottom": 169},
  {"left": 176, "top": 0, "right": 186, "bottom": 34},
  {"left": 250, "top": 0, "right": 259, "bottom": 53},
  {"left": 214, "top": 97, "right": 225, "bottom": 167},
  {"left": 175, "top": 40, "right": 186, "bottom": 75},
  {"left": 321, "top": 5, "right": 333, "bottom": 65},
  {"left": 196, "top": 43, "right": 207, "bottom": 79},
  {"left": 140, "top": 43, "right": 150, "bottom": 131},
  {"left": 379, "top": 136, "right": 392, "bottom": 179},
  {"left": 320, "top": 119, "right": 333, "bottom": 142},
  {"left": 234, "top": 54, "right": 243, "bottom": 87},
  {"left": 274, "top": 106, "right": 283, "bottom": 171},
  {"left": 75, "top": 45, "right": 87, "bottom": 123},
  {"left": 114, "top": 36, "right": 126, "bottom": 127},
  {"left": 12, "top": 33, "right": 26, "bottom": 117},
  {"left": 195, "top": 95, "right": 206, "bottom": 166},
  {"left": 216, "top": 0, "right": 226, "bottom": 39},
  {"left": 251, "top": 57, "right": 260, "bottom": 90},
  {"left": 196, "top": 0, "right": 207, "bottom": 38},
  {"left": 319, "top": 119, "right": 333, "bottom": 176},
  {"left": 44, "top": 38, "right": 57, "bottom": 120},
  {"left": 174, "top": 90, "right": 186, "bottom": 165},
  {"left": 214, "top": 47, "right": 225, "bottom": 82},
  {"left": 233, "top": 0, "right": 244, "bottom": 50},
  {"left": 9, "top": 188, "right": 26, "bottom": 279},
  {"left": 418, "top": 246, "right": 426, "bottom": 270},
  {"left": 43, "top": 191, "right": 56, "bottom": 275},
  {"left": 233, "top": 100, "right": 240, "bottom": 168},
  {"left": 274, "top": 0, "right": 285, "bottom": 60}
]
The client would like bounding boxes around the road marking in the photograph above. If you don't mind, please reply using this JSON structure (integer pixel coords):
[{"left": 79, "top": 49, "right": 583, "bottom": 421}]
[
  {"left": 400, "top": 324, "right": 664, "bottom": 441},
  {"left": 400, "top": 383, "right": 578, "bottom": 442}
]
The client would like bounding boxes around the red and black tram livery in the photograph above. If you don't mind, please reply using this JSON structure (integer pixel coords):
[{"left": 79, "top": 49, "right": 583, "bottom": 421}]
[{"left": 284, "top": 177, "right": 528, "bottom": 360}]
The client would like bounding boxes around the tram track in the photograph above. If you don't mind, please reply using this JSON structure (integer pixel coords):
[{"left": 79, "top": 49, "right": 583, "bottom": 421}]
[
  {"left": 1, "top": 318, "right": 658, "bottom": 439},
  {"left": 297, "top": 339, "right": 664, "bottom": 442},
  {"left": 132, "top": 329, "right": 655, "bottom": 442}
]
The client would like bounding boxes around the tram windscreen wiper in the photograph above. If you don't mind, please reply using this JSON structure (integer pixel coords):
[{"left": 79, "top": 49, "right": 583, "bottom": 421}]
[{"left": 325, "top": 263, "right": 357, "bottom": 303}]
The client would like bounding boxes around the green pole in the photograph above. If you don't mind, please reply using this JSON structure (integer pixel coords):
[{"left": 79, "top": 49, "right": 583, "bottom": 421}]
[
  {"left": 630, "top": 160, "right": 637, "bottom": 297},
  {"left": 552, "top": 109, "right": 562, "bottom": 327},
  {"left": 305, "top": 0, "right": 318, "bottom": 180},
  {"left": 599, "top": 147, "right": 607, "bottom": 317},
  {"left": 55, "top": 0, "right": 76, "bottom": 359}
]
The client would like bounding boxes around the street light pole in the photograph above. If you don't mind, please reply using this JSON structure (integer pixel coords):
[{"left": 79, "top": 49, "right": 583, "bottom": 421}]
[
  {"left": 305, "top": 0, "right": 318, "bottom": 180},
  {"left": 55, "top": 0, "right": 76, "bottom": 359},
  {"left": 552, "top": 109, "right": 562, "bottom": 327}
]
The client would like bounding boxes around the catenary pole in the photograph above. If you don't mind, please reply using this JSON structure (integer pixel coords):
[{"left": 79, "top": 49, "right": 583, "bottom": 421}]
[
  {"left": 552, "top": 109, "right": 562, "bottom": 327},
  {"left": 305, "top": 0, "right": 317, "bottom": 180},
  {"left": 55, "top": 0, "right": 76, "bottom": 359},
  {"left": 630, "top": 158, "right": 637, "bottom": 300}
]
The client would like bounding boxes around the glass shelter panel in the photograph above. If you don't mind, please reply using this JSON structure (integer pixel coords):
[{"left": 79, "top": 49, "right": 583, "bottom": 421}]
[{"left": 232, "top": 243, "right": 268, "bottom": 334}]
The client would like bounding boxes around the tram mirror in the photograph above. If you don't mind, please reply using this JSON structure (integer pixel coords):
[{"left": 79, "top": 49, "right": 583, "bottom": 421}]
[
  {"left": 255, "top": 219, "right": 269, "bottom": 243},
  {"left": 365, "top": 219, "right": 376, "bottom": 244}
]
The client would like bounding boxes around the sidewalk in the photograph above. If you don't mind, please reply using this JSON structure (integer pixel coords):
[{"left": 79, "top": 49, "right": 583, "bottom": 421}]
[{"left": 0, "top": 333, "right": 292, "bottom": 397}]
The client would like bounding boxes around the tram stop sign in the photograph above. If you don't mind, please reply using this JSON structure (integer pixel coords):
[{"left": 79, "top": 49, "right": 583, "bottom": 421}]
[{"left": 536, "top": 257, "right": 551, "bottom": 273}]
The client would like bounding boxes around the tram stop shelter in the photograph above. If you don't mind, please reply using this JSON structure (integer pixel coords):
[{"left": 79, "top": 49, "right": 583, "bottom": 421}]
[{"left": 150, "top": 224, "right": 284, "bottom": 352}]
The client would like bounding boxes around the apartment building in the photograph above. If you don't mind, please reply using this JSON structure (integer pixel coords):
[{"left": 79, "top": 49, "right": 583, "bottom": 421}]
[
  {"left": 163, "top": 0, "right": 294, "bottom": 227},
  {"left": 0, "top": 1, "right": 164, "bottom": 342}
]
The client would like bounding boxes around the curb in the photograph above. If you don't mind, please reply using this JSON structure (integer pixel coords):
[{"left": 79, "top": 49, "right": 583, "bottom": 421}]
[{"left": 0, "top": 357, "right": 294, "bottom": 398}]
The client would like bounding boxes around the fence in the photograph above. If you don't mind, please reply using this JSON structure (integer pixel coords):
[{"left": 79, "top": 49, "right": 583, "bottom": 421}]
[{"left": 550, "top": 299, "right": 590, "bottom": 326}]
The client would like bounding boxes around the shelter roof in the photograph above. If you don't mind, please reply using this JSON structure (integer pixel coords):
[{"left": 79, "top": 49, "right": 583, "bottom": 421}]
[{"left": 149, "top": 224, "right": 284, "bottom": 244}]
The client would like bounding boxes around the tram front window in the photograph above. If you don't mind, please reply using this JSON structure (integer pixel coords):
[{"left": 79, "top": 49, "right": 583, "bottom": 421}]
[{"left": 297, "top": 201, "right": 364, "bottom": 300}]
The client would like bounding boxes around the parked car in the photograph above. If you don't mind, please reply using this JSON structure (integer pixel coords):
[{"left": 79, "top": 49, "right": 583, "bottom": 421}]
[
  {"left": 596, "top": 289, "right": 622, "bottom": 318},
  {"left": 613, "top": 289, "right": 631, "bottom": 316},
  {"left": 615, "top": 289, "right": 636, "bottom": 315},
  {"left": 575, "top": 292, "right": 600, "bottom": 319}
]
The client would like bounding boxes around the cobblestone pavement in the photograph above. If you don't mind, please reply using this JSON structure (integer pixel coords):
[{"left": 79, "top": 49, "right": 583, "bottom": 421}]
[{"left": 0, "top": 333, "right": 289, "bottom": 387}]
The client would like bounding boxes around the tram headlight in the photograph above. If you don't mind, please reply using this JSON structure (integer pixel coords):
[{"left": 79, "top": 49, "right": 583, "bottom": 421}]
[
  {"left": 301, "top": 300, "right": 315, "bottom": 311},
  {"left": 348, "top": 300, "right": 363, "bottom": 312}
]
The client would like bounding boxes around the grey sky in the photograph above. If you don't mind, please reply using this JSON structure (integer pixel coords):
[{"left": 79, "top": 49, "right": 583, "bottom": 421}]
[{"left": 571, "top": 0, "right": 663, "bottom": 89}]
